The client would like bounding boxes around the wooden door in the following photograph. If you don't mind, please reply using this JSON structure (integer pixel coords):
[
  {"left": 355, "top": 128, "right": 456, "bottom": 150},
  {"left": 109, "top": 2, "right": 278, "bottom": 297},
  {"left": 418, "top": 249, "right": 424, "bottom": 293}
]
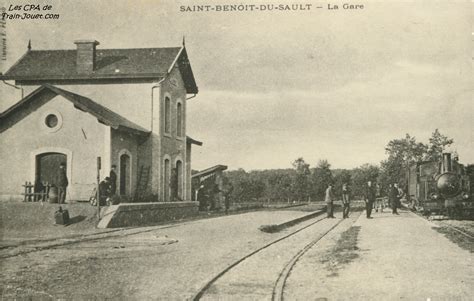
[{"left": 36, "top": 153, "right": 66, "bottom": 185}]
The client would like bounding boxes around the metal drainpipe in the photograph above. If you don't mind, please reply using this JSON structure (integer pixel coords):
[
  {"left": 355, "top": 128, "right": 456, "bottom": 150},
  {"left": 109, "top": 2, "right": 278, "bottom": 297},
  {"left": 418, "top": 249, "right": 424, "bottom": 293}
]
[
  {"left": 2, "top": 80, "right": 24, "bottom": 99},
  {"left": 151, "top": 78, "right": 165, "bottom": 132}
]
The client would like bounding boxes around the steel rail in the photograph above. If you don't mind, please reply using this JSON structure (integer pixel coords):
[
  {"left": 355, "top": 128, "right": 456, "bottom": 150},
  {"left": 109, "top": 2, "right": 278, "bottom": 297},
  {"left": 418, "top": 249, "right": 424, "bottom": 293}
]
[
  {"left": 191, "top": 210, "right": 327, "bottom": 300},
  {"left": 272, "top": 212, "right": 361, "bottom": 301},
  {"left": 439, "top": 222, "right": 474, "bottom": 240},
  {"left": 408, "top": 209, "right": 474, "bottom": 240}
]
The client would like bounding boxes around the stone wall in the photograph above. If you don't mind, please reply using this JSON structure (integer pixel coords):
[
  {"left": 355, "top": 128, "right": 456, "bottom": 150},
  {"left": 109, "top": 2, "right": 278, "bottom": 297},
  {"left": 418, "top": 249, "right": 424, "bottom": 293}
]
[{"left": 97, "top": 201, "right": 199, "bottom": 228}]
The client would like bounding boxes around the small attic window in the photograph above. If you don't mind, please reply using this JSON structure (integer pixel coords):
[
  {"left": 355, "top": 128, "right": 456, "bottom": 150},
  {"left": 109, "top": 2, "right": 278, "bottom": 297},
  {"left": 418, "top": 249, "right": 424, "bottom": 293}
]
[
  {"left": 41, "top": 110, "right": 63, "bottom": 133},
  {"left": 45, "top": 114, "right": 58, "bottom": 128}
]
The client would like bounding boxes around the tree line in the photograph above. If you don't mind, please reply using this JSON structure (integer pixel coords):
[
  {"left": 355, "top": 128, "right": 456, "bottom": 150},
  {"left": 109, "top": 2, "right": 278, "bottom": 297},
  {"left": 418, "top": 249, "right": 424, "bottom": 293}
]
[{"left": 224, "top": 129, "right": 459, "bottom": 203}]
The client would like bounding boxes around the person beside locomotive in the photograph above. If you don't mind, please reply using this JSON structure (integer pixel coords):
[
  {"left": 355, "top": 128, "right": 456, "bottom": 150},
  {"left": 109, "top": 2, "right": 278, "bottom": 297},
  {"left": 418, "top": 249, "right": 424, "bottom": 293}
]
[
  {"left": 390, "top": 183, "right": 400, "bottom": 215},
  {"left": 397, "top": 184, "right": 404, "bottom": 207},
  {"left": 375, "top": 183, "right": 384, "bottom": 212},
  {"left": 364, "top": 181, "right": 376, "bottom": 218},
  {"left": 341, "top": 183, "right": 351, "bottom": 218}
]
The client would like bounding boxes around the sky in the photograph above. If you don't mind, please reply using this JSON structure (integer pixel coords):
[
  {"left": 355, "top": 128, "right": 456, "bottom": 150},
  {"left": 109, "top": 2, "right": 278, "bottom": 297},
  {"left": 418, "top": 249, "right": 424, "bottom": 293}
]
[{"left": 0, "top": 0, "right": 472, "bottom": 171}]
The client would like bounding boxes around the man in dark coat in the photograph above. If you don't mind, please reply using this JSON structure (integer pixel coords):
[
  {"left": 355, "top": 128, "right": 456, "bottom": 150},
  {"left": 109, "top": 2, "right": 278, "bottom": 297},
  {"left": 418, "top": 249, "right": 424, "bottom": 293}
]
[
  {"left": 387, "top": 184, "right": 393, "bottom": 208},
  {"left": 342, "top": 183, "right": 351, "bottom": 218},
  {"left": 34, "top": 175, "right": 45, "bottom": 202},
  {"left": 389, "top": 183, "right": 399, "bottom": 214},
  {"left": 364, "top": 181, "right": 376, "bottom": 218},
  {"left": 109, "top": 165, "right": 117, "bottom": 195},
  {"left": 222, "top": 178, "right": 234, "bottom": 215},
  {"left": 99, "top": 177, "right": 112, "bottom": 206},
  {"left": 57, "top": 163, "right": 68, "bottom": 204}
]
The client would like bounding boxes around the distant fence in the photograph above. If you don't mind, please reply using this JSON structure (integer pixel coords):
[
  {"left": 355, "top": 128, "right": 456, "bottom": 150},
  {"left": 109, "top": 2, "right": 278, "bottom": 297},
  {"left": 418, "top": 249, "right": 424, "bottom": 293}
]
[{"left": 22, "top": 182, "right": 52, "bottom": 202}]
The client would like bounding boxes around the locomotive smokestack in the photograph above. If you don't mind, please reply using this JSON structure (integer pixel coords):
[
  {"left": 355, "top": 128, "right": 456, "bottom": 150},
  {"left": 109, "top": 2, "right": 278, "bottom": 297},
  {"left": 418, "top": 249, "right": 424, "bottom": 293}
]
[{"left": 442, "top": 153, "right": 452, "bottom": 173}]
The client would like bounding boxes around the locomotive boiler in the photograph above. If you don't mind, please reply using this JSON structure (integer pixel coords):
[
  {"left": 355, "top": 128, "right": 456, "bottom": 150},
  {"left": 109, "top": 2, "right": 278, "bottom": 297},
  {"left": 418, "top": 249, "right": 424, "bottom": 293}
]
[{"left": 407, "top": 153, "right": 473, "bottom": 218}]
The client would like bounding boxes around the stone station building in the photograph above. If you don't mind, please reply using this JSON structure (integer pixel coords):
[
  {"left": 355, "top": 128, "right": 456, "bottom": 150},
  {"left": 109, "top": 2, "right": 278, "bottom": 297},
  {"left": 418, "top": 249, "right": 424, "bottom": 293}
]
[{"left": 0, "top": 39, "right": 201, "bottom": 204}]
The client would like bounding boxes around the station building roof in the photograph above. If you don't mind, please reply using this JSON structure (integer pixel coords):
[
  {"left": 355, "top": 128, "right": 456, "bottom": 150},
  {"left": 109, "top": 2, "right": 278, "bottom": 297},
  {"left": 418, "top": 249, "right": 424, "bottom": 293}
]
[
  {"left": 0, "top": 84, "right": 150, "bottom": 136},
  {"left": 0, "top": 41, "right": 198, "bottom": 94}
]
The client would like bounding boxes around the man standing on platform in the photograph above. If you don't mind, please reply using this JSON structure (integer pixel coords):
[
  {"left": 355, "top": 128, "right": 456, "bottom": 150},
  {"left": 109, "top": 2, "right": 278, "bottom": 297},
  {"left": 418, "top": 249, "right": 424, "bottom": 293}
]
[
  {"left": 389, "top": 183, "right": 399, "bottom": 214},
  {"left": 342, "top": 183, "right": 351, "bottom": 218},
  {"left": 109, "top": 165, "right": 117, "bottom": 196},
  {"left": 57, "top": 162, "right": 68, "bottom": 204},
  {"left": 391, "top": 183, "right": 402, "bottom": 215},
  {"left": 325, "top": 184, "right": 335, "bottom": 218},
  {"left": 364, "top": 181, "right": 376, "bottom": 219}
]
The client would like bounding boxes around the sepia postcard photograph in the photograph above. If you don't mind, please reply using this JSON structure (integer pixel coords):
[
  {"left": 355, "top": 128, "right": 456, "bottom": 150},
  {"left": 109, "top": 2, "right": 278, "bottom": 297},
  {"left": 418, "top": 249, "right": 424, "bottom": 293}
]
[{"left": 0, "top": 0, "right": 472, "bottom": 300}]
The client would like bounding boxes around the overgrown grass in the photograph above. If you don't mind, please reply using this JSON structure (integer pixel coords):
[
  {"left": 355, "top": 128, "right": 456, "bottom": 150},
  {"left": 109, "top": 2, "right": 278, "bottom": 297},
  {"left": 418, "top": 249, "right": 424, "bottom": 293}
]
[
  {"left": 320, "top": 226, "right": 361, "bottom": 277},
  {"left": 433, "top": 226, "right": 474, "bottom": 253}
]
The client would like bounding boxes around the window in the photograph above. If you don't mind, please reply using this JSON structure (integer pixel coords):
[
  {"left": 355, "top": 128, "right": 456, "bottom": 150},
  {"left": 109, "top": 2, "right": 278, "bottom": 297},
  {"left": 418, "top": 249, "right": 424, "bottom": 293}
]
[
  {"left": 176, "top": 160, "right": 183, "bottom": 199},
  {"left": 164, "top": 97, "right": 171, "bottom": 134},
  {"left": 41, "top": 110, "right": 63, "bottom": 133},
  {"left": 164, "top": 158, "right": 170, "bottom": 201},
  {"left": 177, "top": 102, "right": 182, "bottom": 137},
  {"left": 45, "top": 114, "right": 58, "bottom": 128}
]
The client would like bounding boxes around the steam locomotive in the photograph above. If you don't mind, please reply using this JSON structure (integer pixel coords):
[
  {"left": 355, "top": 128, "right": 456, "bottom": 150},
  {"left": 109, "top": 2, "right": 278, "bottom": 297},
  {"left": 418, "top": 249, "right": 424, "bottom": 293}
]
[{"left": 406, "top": 153, "right": 473, "bottom": 218}]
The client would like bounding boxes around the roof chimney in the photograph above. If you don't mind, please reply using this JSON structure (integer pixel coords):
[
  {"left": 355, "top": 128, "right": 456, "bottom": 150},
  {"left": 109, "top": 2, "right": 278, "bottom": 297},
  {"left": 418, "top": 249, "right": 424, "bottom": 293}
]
[{"left": 74, "top": 40, "right": 99, "bottom": 74}]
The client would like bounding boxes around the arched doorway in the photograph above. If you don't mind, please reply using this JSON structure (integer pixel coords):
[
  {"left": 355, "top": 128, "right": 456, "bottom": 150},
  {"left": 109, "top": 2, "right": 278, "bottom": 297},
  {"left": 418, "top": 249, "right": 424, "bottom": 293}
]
[
  {"left": 36, "top": 152, "right": 67, "bottom": 185},
  {"left": 119, "top": 154, "right": 130, "bottom": 195}
]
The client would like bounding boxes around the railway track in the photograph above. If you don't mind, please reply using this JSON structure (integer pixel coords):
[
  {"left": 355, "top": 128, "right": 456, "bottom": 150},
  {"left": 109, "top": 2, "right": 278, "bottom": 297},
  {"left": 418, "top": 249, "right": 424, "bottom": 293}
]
[
  {"left": 271, "top": 217, "right": 346, "bottom": 301},
  {"left": 437, "top": 222, "right": 474, "bottom": 240},
  {"left": 408, "top": 208, "right": 474, "bottom": 241},
  {"left": 192, "top": 211, "right": 360, "bottom": 300}
]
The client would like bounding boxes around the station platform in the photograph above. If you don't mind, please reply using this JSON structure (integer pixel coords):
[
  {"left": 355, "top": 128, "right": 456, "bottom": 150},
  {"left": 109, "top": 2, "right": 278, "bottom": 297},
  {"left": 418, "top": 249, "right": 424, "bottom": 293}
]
[
  {"left": 285, "top": 209, "right": 473, "bottom": 300},
  {"left": 2, "top": 206, "right": 471, "bottom": 300}
]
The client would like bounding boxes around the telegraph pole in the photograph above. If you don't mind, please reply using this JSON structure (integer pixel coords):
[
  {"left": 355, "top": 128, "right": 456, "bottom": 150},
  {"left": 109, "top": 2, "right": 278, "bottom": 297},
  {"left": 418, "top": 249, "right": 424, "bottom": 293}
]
[{"left": 97, "top": 157, "right": 101, "bottom": 220}]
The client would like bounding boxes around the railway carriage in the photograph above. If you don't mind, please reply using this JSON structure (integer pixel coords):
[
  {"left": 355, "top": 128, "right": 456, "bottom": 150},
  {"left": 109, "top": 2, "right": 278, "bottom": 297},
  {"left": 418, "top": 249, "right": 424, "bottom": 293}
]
[{"left": 407, "top": 153, "right": 473, "bottom": 218}]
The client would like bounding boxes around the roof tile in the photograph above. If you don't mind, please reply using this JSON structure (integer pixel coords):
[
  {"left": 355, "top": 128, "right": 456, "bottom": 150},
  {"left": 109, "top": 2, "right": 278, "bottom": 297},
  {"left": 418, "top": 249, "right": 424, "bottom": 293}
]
[{"left": 3, "top": 47, "right": 181, "bottom": 79}]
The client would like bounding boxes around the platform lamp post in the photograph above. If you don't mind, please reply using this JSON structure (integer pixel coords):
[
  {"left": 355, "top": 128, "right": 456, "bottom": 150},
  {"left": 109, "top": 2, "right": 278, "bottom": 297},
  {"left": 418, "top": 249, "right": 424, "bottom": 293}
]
[{"left": 97, "top": 157, "right": 101, "bottom": 220}]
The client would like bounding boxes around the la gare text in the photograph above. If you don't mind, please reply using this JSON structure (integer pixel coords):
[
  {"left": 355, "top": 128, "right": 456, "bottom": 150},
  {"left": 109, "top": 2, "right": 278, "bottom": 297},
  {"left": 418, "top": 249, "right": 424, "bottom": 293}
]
[
  {"left": 328, "top": 3, "right": 364, "bottom": 10},
  {"left": 179, "top": 3, "right": 364, "bottom": 12}
]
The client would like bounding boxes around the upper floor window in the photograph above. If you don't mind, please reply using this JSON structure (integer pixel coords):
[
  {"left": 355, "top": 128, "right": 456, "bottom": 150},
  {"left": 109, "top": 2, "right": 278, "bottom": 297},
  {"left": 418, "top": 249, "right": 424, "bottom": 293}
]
[
  {"left": 164, "top": 97, "right": 171, "bottom": 134},
  {"left": 177, "top": 102, "right": 183, "bottom": 137}
]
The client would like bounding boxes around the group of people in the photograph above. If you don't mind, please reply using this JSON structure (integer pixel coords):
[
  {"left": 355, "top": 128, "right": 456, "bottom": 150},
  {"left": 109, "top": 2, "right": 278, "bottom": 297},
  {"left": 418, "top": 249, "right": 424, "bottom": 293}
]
[
  {"left": 33, "top": 163, "right": 117, "bottom": 205},
  {"left": 325, "top": 181, "right": 404, "bottom": 219},
  {"left": 195, "top": 179, "right": 233, "bottom": 214},
  {"left": 195, "top": 183, "right": 219, "bottom": 212},
  {"left": 90, "top": 165, "right": 117, "bottom": 206}
]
